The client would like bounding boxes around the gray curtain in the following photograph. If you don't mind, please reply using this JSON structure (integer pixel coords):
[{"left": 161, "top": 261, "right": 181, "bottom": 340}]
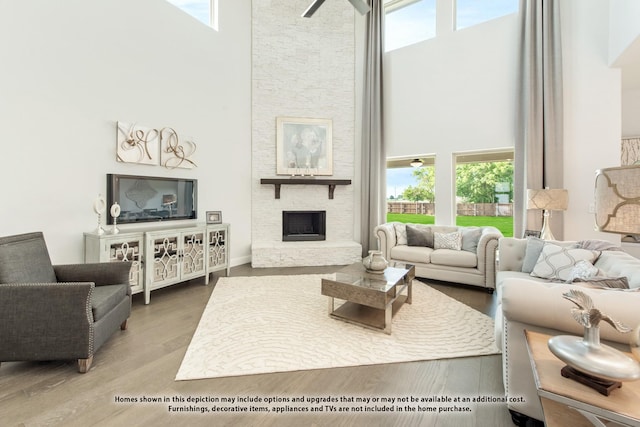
[
  {"left": 514, "top": 0, "right": 564, "bottom": 239},
  {"left": 360, "top": 0, "right": 386, "bottom": 256}
]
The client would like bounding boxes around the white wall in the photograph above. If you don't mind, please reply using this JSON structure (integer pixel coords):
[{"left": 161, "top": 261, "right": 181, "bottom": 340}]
[
  {"left": 561, "top": 0, "right": 622, "bottom": 242},
  {"left": 0, "top": 0, "right": 252, "bottom": 264},
  {"left": 384, "top": 13, "right": 518, "bottom": 224}
]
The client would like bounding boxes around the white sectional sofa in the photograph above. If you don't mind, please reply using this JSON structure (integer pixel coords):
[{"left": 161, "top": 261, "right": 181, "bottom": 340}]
[
  {"left": 495, "top": 237, "right": 640, "bottom": 425},
  {"left": 374, "top": 222, "right": 503, "bottom": 291}
]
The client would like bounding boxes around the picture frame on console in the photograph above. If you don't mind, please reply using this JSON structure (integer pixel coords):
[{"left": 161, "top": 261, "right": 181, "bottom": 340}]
[
  {"left": 523, "top": 229, "right": 541, "bottom": 238},
  {"left": 206, "top": 211, "right": 222, "bottom": 224},
  {"left": 276, "top": 117, "right": 333, "bottom": 176}
]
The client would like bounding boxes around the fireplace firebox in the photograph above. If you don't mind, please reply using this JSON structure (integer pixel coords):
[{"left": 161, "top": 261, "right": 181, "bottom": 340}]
[{"left": 282, "top": 211, "right": 326, "bottom": 241}]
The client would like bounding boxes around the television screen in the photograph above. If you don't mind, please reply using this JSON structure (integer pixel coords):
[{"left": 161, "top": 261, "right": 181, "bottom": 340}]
[{"left": 107, "top": 174, "right": 197, "bottom": 224}]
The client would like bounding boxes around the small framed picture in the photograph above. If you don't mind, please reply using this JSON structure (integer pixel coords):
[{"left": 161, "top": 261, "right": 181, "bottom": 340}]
[
  {"left": 206, "top": 211, "right": 222, "bottom": 224},
  {"left": 524, "top": 229, "right": 541, "bottom": 238}
]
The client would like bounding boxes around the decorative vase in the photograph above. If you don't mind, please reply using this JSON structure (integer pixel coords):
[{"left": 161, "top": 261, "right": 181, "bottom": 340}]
[{"left": 362, "top": 250, "right": 388, "bottom": 274}]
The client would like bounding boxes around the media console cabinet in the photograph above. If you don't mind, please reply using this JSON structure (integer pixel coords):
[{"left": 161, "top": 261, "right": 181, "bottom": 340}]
[{"left": 84, "top": 223, "right": 230, "bottom": 304}]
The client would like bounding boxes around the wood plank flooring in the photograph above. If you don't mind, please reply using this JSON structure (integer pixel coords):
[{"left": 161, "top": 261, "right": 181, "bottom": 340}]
[{"left": 0, "top": 264, "right": 516, "bottom": 427}]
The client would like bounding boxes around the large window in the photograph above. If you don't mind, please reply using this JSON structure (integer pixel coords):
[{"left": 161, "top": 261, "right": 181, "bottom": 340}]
[
  {"left": 385, "top": 0, "right": 436, "bottom": 52},
  {"left": 166, "top": 0, "right": 218, "bottom": 29},
  {"left": 386, "top": 156, "right": 436, "bottom": 224},
  {"left": 454, "top": 150, "right": 514, "bottom": 236},
  {"left": 455, "top": 0, "right": 518, "bottom": 31}
]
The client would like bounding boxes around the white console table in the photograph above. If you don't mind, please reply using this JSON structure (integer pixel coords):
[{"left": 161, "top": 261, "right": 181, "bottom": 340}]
[{"left": 84, "top": 223, "right": 230, "bottom": 304}]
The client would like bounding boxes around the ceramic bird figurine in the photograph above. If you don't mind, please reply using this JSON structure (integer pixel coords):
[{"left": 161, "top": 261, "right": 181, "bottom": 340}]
[{"left": 562, "top": 289, "right": 631, "bottom": 333}]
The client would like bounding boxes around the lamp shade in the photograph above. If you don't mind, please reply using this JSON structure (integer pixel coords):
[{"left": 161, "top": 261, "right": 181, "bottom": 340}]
[
  {"left": 594, "top": 165, "right": 640, "bottom": 235},
  {"left": 527, "top": 188, "right": 569, "bottom": 211}
]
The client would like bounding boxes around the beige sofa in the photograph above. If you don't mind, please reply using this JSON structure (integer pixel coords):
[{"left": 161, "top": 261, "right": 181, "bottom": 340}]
[
  {"left": 374, "top": 222, "right": 502, "bottom": 291},
  {"left": 495, "top": 237, "right": 640, "bottom": 424}
]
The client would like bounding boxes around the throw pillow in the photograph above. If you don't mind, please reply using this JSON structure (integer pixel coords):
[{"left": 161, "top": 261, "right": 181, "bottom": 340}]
[
  {"left": 565, "top": 260, "right": 598, "bottom": 282},
  {"left": 394, "top": 223, "right": 408, "bottom": 245},
  {"left": 521, "top": 237, "right": 545, "bottom": 273},
  {"left": 434, "top": 231, "right": 462, "bottom": 251},
  {"left": 406, "top": 225, "right": 433, "bottom": 247},
  {"left": 572, "top": 276, "right": 630, "bottom": 290},
  {"left": 530, "top": 243, "right": 600, "bottom": 282},
  {"left": 461, "top": 227, "right": 482, "bottom": 253}
]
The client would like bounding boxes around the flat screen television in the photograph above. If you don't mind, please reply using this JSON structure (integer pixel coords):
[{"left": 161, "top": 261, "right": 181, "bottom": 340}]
[{"left": 106, "top": 174, "right": 197, "bottom": 225}]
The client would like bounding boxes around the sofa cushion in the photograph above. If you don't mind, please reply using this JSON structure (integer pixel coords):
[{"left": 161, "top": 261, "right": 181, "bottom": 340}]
[
  {"left": 434, "top": 232, "right": 462, "bottom": 250},
  {"left": 521, "top": 237, "right": 546, "bottom": 273},
  {"left": 594, "top": 251, "right": 640, "bottom": 289},
  {"left": 406, "top": 224, "right": 433, "bottom": 247},
  {"left": 461, "top": 227, "right": 482, "bottom": 253},
  {"left": 530, "top": 243, "right": 600, "bottom": 282},
  {"left": 431, "top": 249, "right": 477, "bottom": 268},
  {"left": 573, "top": 276, "right": 630, "bottom": 289},
  {"left": 390, "top": 245, "right": 433, "bottom": 264},
  {"left": 394, "top": 223, "right": 408, "bottom": 245},
  {"left": 91, "top": 284, "right": 128, "bottom": 322}
]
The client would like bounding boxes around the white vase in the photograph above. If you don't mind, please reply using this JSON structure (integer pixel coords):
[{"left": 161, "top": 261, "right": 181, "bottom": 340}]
[{"left": 362, "top": 250, "right": 388, "bottom": 273}]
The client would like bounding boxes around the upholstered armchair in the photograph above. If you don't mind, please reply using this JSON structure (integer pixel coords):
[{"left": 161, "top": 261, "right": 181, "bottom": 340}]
[{"left": 0, "top": 232, "right": 131, "bottom": 373}]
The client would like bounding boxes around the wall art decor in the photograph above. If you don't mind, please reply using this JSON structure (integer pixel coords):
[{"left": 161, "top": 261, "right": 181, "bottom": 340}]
[
  {"left": 160, "top": 127, "right": 197, "bottom": 169},
  {"left": 116, "top": 121, "right": 160, "bottom": 165},
  {"left": 206, "top": 211, "right": 222, "bottom": 224},
  {"left": 276, "top": 117, "right": 333, "bottom": 176}
]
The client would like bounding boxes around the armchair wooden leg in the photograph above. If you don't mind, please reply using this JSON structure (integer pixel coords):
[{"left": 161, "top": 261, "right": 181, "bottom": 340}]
[
  {"left": 120, "top": 319, "right": 128, "bottom": 330},
  {"left": 78, "top": 355, "right": 93, "bottom": 373}
]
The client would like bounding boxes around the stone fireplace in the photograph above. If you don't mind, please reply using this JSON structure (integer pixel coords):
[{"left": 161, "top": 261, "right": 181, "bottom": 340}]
[{"left": 250, "top": 1, "right": 361, "bottom": 268}]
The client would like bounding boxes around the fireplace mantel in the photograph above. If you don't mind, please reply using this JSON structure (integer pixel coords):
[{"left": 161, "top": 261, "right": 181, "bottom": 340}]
[{"left": 260, "top": 178, "right": 352, "bottom": 199}]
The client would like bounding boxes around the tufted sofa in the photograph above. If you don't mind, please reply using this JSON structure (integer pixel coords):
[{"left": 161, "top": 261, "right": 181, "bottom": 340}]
[
  {"left": 495, "top": 237, "right": 640, "bottom": 424},
  {"left": 374, "top": 222, "right": 502, "bottom": 291}
]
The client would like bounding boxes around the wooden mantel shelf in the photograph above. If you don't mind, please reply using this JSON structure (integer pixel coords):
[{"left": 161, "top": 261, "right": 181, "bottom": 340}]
[{"left": 260, "top": 178, "right": 352, "bottom": 199}]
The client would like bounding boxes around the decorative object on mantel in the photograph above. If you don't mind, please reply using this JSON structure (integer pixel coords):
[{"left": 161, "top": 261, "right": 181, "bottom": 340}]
[
  {"left": 93, "top": 194, "right": 107, "bottom": 235},
  {"left": 116, "top": 121, "right": 159, "bottom": 165},
  {"left": 276, "top": 117, "right": 333, "bottom": 176},
  {"left": 206, "top": 211, "right": 222, "bottom": 224},
  {"left": 260, "top": 178, "right": 351, "bottom": 199},
  {"left": 160, "top": 127, "right": 197, "bottom": 170},
  {"left": 110, "top": 202, "right": 121, "bottom": 234},
  {"left": 527, "top": 187, "right": 569, "bottom": 240},
  {"left": 594, "top": 165, "right": 640, "bottom": 236},
  {"left": 547, "top": 289, "right": 640, "bottom": 396},
  {"left": 361, "top": 250, "right": 388, "bottom": 273}
]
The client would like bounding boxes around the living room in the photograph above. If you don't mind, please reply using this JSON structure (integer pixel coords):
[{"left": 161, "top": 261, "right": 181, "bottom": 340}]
[{"left": 1, "top": 0, "right": 640, "bottom": 426}]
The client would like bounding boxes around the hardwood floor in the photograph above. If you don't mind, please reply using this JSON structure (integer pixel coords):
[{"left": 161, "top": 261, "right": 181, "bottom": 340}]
[{"left": 0, "top": 264, "right": 516, "bottom": 427}]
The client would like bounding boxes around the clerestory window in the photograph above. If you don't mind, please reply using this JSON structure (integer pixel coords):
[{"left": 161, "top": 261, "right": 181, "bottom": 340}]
[{"left": 166, "top": 0, "right": 219, "bottom": 30}]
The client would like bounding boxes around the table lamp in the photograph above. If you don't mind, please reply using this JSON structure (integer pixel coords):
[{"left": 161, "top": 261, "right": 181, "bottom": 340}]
[{"left": 527, "top": 188, "right": 569, "bottom": 240}]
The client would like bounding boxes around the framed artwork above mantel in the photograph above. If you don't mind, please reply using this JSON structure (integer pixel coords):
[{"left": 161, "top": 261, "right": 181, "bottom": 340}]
[{"left": 276, "top": 117, "right": 333, "bottom": 176}]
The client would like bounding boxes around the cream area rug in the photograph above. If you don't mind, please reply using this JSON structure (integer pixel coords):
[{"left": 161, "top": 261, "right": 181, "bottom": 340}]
[{"left": 175, "top": 274, "right": 500, "bottom": 380}]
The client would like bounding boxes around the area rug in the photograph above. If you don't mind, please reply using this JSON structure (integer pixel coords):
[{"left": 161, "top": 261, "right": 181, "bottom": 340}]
[{"left": 175, "top": 274, "right": 500, "bottom": 380}]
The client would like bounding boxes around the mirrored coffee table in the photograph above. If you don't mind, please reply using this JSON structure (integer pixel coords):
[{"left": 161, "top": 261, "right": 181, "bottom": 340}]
[{"left": 321, "top": 262, "right": 415, "bottom": 334}]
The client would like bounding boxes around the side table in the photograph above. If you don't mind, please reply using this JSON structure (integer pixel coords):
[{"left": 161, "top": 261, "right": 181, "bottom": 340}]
[{"left": 524, "top": 330, "right": 640, "bottom": 427}]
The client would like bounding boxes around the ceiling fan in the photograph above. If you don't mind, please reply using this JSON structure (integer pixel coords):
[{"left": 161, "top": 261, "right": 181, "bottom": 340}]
[{"left": 302, "top": 0, "right": 371, "bottom": 18}]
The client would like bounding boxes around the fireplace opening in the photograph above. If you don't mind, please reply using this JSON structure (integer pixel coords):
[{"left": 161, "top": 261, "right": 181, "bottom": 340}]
[{"left": 282, "top": 211, "right": 326, "bottom": 241}]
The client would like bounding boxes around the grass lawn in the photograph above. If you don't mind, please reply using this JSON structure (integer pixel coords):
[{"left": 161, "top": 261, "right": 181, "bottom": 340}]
[{"left": 386, "top": 213, "right": 514, "bottom": 237}]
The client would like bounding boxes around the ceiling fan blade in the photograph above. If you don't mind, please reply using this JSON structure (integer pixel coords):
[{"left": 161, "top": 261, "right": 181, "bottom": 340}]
[
  {"left": 347, "top": 0, "right": 371, "bottom": 15},
  {"left": 302, "top": 0, "right": 327, "bottom": 18}
]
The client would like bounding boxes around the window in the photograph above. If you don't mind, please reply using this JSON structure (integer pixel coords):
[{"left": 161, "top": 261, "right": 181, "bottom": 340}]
[
  {"left": 386, "top": 156, "right": 436, "bottom": 223},
  {"left": 455, "top": 0, "right": 518, "bottom": 31},
  {"left": 385, "top": 0, "right": 436, "bottom": 52},
  {"left": 454, "top": 150, "right": 514, "bottom": 236},
  {"left": 166, "top": 0, "right": 219, "bottom": 30}
]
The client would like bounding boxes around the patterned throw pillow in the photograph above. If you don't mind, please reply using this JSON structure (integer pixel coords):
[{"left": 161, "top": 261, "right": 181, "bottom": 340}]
[
  {"left": 394, "top": 223, "right": 408, "bottom": 245},
  {"left": 565, "top": 260, "right": 598, "bottom": 282},
  {"left": 434, "top": 231, "right": 462, "bottom": 250},
  {"left": 530, "top": 243, "right": 600, "bottom": 282}
]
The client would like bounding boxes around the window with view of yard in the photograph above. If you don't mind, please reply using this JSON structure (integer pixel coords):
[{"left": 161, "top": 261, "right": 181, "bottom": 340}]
[
  {"left": 454, "top": 151, "right": 514, "bottom": 236},
  {"left": 386, "top": 156, "right": 436, "bottom": 224}
]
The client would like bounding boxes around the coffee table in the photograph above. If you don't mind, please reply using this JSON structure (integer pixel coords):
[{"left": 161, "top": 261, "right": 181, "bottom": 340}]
[{"left": 321, "top": 262, "right": 415, "bottom": 334}]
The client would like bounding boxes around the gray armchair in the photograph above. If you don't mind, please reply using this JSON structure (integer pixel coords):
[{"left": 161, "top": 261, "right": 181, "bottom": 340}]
[{"left": 0, "top": 232, "right": 131, "bottom": 373}]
